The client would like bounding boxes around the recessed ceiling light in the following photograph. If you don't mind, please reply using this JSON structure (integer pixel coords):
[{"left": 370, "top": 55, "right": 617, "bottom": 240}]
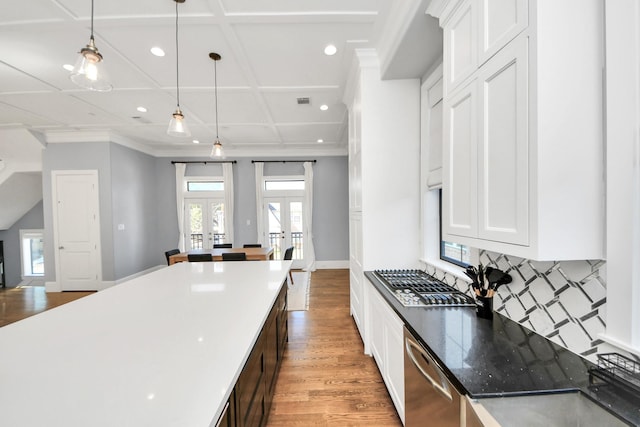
[
  {"left": 324, "top": 44, "right": 337, "bottom": 56},
  {"left": 320, "top": 104, "right": 329, "bottom": 111},
  {"left": 62, "top": 64, "right": 74, "bottom": 71},
  {"left": 150, "top": 47, "right": 165, "bottom": 57},
  {"left": 193, "top": 140, "right": 200, "bottom": 144},
  {"left": 317, "top": 139, "right": 324, "bottom": 143},
  {"left": 136, "top": 106, "right": 147, "bottom": 113}
]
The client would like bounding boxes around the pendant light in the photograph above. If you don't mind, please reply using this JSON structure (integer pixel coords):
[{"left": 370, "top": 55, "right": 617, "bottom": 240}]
[
  {"left": 167, "top": 0, "right": 191, "bottom": 137},
  {"left": 70, "top": 0, "right": 112, "bottom": 91},
  {"left": 209, "top": 52, "right": 225, "bottom": 158}
]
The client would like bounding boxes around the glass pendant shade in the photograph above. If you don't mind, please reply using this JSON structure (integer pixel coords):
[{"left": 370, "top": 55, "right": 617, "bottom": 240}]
[
  {"left": 70, "top": 39, "right": 112, "bottom": 92},
  {"left": 210, "top": 139, "right": 225, "bottom": 158},
  {"left": 167, "top": 108, "right": 191, "bottom": 137}
]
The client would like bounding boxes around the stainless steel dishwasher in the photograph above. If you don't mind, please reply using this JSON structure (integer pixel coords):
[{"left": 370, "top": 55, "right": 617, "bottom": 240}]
[{"left": 404, "top": 326, "right": 462, "bottom": 426}]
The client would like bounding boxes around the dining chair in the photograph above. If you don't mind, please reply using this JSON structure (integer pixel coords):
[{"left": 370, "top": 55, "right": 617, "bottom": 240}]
[
  {"left": 187, "top": 253, "right": 213, "bottom": 262},
  {"left": 222, "top": 252, "right": 247, "bottom": 261},
  {"left": 243, "top": 243, "right": 262, "bottom": 248},
  {"left": 283, "top": 246, "right": 294, "bottom": 284},
  {"left": 214, "top": 243, "right": 232, "bottom": 248},
  {"left": 164, "top": 248, "right": 180, "bottom": 265}
]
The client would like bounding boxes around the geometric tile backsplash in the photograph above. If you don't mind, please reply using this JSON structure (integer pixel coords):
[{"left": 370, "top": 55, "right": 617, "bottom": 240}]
[{"left": 425, "top": 251, "right": 608, "bottom": 363}]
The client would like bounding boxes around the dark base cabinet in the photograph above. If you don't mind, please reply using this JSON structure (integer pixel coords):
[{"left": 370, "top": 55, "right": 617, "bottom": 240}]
[
  {"left": 216, "top": 391, "right": 235, "bottom": 427},
  {"left": 217, "top": 281, "right": 287, "bottom": 427}
]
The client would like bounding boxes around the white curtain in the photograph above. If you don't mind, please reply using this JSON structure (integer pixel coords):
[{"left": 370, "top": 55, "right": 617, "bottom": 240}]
[
  {"left": 254, "top": 162, "right": 265, "bottom": 246},
  {"left": 175, "top": 163, "right": 186, "bottom": 251},
  {"left": 223, "top": 163, "right": 235, "bottom": 245},
  {"left": 303, "top": 161, "right": 316, "bottom": 271}
]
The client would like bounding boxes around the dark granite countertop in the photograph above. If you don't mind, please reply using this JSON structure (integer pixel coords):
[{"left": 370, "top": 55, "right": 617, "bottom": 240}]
[{"left": 364, "top": 271, "right": 640, "bottom": 426}]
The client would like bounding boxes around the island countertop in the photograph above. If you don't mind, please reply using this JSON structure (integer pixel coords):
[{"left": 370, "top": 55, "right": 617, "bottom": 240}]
[{"left": 0, "top": 260, "right": 291, "bottom": 427}]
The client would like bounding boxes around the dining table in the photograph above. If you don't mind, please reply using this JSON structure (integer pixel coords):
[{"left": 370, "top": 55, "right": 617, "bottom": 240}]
[{"left": 169, "top": 247, "right": 275, "bottom": 265}]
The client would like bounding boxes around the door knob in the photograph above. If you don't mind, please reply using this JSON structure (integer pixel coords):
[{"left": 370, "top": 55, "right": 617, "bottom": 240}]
[{"left": 58, "top": 246, "right": 64, "bottom": 249}]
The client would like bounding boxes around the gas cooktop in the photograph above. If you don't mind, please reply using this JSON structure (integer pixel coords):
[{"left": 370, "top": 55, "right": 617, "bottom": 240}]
[{"left": 374, "top": 269, "right": 475, "bottom": 308}]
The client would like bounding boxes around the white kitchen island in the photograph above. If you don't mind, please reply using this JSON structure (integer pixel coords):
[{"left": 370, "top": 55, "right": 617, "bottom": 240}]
[{"left": 0, "top": 260, "right": 292, "bottom": 427}]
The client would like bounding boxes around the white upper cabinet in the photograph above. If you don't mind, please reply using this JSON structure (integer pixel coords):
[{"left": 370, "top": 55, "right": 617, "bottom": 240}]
[
  {"left": 478, "top": 0, "right": 528, "bottom": 63},
  {"left": 422, "top": 66, "right": 445, "bottom": 190},
  {"left": 444, "top": 1, "right": 477, "bottom": 94},
  {"left": 434, "top": 0, "right": 605, "bottom": 261},
  {"left": 348, "top": 83, "right": 362, "bottom": 212},
  {"left": 443, "top": 78, "right": 478, "bottom": 238},
  {"left": 477, "top": 35, "right": 529, "bottom": 245},
  {"left": 442, "top": 0, "right": 527, "bottom": 95}
]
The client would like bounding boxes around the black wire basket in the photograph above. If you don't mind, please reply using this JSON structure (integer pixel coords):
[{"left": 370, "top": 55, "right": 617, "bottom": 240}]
[{"left": 589, "top": 352, "right": 640, "bottom": 396}]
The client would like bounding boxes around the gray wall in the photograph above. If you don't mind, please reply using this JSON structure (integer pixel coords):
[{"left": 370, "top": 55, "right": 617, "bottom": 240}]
[
  {"left": 311, "top": 157, "right": 349, "bottom": 261},
  {"left": 42, "top": 142, "right": 115, "bottom": 283},
  {"left": 40, "top": 144, "right": 348, "bottom": 284},
  {"left": 0, "top": 200, "right": 44, "bottom": 287},
  {"left": 110, "top": 144, "right": 159, "bottom": 279}
]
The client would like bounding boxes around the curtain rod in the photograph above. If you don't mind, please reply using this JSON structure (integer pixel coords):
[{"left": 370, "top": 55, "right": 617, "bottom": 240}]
[
  {"left": 251, "top": 160, "right": 316, "bottom": 163},
  {"left": 171, "top": 160, "right": 237, "bottom": 164}
]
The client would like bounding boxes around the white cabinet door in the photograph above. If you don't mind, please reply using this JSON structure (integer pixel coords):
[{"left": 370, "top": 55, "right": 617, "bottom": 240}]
[
  {"left": 443, "top": 0, "right": 528, "bottom": 93},
  {"left": 367, "top": 282, "right": 405, "bottom": 423},
  {"left": 369, "top": 289, "right": 386, "bottom": 369},
  {"left": 349, "top": 212, "right": 365, "bottom": 345},
  {"left": 425, "top": 74, "right": 444, "bottom": 189},
  {"left": 444, "top": 0, "right": 477, "bottom": 94},
  {"left": 479, "top": 0, "right": 528, "bottom": 64},
  {"left": 348, "top": 95, "right": 362, "bottom": 211},
  {"left": 385, "top": 313, "right": 405, "bottom": 424},
  {"left": 443, "top": 79, "right": 478, "bottom": 239},
  {"left": 477, "top": 35, "right": 529, "bottom": 245}
]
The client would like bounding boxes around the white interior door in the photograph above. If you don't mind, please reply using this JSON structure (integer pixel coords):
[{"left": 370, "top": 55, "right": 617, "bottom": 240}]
[
  {"left": 264, "top": 196, "right": 304, "bottom": 268},
  {"left": 185, "top": 198, "right": 225, "bottom": 249},
  {"left": 52, "top": 170, "right": 101, "bottom": 291}
]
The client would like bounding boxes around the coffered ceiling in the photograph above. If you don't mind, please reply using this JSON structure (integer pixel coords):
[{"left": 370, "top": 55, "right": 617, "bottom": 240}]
[{"left": 0, "top": 0, "right": 398, "bottom": 157}]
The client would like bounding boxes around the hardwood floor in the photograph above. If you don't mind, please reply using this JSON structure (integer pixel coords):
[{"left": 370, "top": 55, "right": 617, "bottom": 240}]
[
  {"left": 267, "top": 269, "right": 403, "bottom": 426},
  {"left": 0, "top": 270, "right": 402, "bottom": 426},
  {"left": 0, "top": 286, "right": 93, "bottom": 327}
]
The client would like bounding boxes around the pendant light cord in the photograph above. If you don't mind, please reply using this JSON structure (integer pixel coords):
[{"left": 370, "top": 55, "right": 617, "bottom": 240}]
[
  {"left": 175, "top": 0, "right": 181, "bottom": 109},
  {"left": 214, "top": 58, "right": 219, "bottom": 138},
  {"left": 90, "top": 0, "right": 95, "bottom": 40}
]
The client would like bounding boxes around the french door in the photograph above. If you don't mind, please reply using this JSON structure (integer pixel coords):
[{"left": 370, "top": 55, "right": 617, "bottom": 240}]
[
  {"left": 264, "top": 196, "right": 304, "bottom": 269},
  {"left": 185, "top": 199, "right": 226, "bottom": 250}
]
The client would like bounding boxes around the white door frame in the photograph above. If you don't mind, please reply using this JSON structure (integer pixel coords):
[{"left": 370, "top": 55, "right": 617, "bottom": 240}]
[{"left": 51, "top": 170, "right": 102, "bottom": 291}]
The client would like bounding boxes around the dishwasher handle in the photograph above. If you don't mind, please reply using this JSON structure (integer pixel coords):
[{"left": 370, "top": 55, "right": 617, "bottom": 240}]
[{"left": 405, "top": 336, "right": 453, "bottom": 402}]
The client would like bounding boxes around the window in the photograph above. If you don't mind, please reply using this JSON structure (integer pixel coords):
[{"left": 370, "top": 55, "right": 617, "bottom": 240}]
[
  {"left": 20, "top": 229, "right": 44, "bottom": 277},
  {"left": 264, "top": 179, "right": 305, "bottom": 191},
  {"left": 186, "top": 180, "right": 224, "bottom": 192},
  {"left": 439, "top": 190, "right": 470, "bottom": 267}
]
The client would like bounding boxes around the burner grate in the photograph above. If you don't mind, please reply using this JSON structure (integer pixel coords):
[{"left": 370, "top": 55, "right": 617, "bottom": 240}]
[{"left": 374, "top": 269, "right": 475, "bottom": 307}]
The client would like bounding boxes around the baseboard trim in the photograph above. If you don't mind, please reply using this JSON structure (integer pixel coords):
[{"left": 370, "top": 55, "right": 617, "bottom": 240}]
[
  {"left": 45, "top": 265, "right": 165, "bottom": 292},
  {"left": 314, "top": 260, "right": 349, "bottom": 269},
  {"left": 45, "top": 281, "right": 61, "bottom": 292},
  {"left": 18, "top": 278, "right": 45, "bottom": 287},
  {"left": 114, "top": 265, "right": 165, "bottom": 285}
]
